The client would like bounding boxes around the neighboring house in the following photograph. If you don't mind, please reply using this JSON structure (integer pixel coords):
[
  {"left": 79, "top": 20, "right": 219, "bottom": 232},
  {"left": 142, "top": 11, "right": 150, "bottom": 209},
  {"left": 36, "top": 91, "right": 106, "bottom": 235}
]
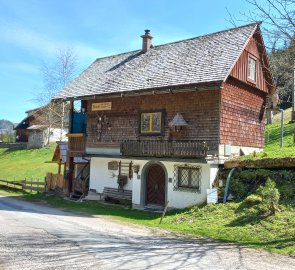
[
  {"left": 14, "top": 116, "right": 31, "bottom": 142},
  {"left": 53, "top": 23, "right": 275, "bottom": 209},
  {"left": 27, "top": 125, "right": 49, "bottom": 148},
  {"left": 15, "top": 104, "right": 69, "bottom": 148}
]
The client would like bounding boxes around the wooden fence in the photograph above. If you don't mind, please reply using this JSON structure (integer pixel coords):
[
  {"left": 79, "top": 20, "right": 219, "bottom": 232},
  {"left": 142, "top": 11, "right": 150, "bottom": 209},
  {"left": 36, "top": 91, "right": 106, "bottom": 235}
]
[
  {"left": 0, "top": 179, "right": 45, "bottom": 193},
  {"left": 0, "top": 174, "right": 67, "bottom": 193},
  {"left": 45, "top": 173, "right": 67, "bottom": 193}
]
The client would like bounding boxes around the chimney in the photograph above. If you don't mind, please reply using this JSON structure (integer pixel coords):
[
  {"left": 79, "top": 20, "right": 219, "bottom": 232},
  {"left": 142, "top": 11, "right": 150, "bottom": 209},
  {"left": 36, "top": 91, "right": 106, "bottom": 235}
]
[{"left": 141, "top": 29, "right": 153, "bottom": 53}]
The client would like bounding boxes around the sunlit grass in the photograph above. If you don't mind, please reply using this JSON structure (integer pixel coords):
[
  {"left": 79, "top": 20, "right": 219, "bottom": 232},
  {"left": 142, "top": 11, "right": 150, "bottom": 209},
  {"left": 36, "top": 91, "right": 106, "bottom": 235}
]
[{"left": 0, "top": 144, "right": 57, "bottom": 181}]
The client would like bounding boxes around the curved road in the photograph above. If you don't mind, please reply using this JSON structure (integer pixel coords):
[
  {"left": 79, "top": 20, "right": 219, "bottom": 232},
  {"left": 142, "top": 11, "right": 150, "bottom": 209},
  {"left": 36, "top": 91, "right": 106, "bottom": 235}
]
[{"left": 0, "top": 195, "right": 294, "bottom": 270}]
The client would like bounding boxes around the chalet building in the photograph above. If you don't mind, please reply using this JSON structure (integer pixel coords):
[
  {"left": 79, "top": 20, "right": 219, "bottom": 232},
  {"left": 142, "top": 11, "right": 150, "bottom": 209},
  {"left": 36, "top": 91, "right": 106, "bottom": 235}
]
[
  {"left": 53, "top": 23, "right": 275, "bottom": 209},
  {"left": 15, "top": 104, "right": 69, "bottom": 148}
]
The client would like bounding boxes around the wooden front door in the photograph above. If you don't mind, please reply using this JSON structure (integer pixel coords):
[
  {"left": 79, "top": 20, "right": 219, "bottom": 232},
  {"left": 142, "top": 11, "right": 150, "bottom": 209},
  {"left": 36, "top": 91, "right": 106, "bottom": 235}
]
[{"left": 146, "top": 164, "right": 166, "bottom": 206}]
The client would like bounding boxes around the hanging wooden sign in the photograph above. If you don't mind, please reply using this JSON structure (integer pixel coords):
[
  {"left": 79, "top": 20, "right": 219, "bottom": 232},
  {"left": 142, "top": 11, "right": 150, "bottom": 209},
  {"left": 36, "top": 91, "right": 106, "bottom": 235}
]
[
  {"left": 92, "top": 102, "right": 112, "bottom": 111},
  {"left": 108, "top": 161, "right": 118, "bottom": 171}
]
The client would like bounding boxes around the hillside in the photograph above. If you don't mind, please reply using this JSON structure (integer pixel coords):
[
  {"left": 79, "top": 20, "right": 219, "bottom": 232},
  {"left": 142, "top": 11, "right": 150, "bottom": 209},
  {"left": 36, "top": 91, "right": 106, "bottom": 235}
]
[
  {"left": 273, "top": 107, "right": 292, "bottom": 123},
  {"left": 241, "top": 108, "right": 295, "bottom": 159},
  {"left": 0, "top": 119, "right": 14, "bottom": 132},
  {"left": 263, "top": 121, "right": 295, "bottom": 157},
  {"left": 0, "top": 144, "right": 57, "bottom": 181}
]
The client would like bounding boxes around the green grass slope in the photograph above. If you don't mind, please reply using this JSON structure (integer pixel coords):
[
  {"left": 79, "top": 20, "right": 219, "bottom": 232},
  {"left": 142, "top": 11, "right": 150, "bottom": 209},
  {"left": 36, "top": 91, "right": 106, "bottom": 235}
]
[
  {"left": 263, "top": 121, "right": 295, "bottom": 157},
  {"left": 0, "top": 144, "right": 57, "bottom": 181},
  {"left": 242, "top": 108, "right": 295, "bottom": 159},
  {"left": 273, "top": 107, "right": 292, "bottom": 123}
]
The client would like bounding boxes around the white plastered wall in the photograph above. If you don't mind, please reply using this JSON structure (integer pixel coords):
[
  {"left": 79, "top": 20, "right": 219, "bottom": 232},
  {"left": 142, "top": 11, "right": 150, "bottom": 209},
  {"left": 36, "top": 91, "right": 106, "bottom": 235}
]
[
  {"left": 49, "top": 128, "right": 68, "bottom": 142},
  {"left": 89, "top": 157, "right": 219, "bottom": 209}
]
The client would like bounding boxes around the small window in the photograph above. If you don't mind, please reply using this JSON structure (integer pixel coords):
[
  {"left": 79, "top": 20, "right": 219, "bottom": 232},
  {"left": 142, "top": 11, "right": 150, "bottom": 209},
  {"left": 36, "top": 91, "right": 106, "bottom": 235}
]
[
  {"left": 173, "top": 165, "right": 201, "bottom": 191},
  {"left": 140, "top": 111, "right": 163, "bottom": 135},
  {"left": 248, "top": 56, "right": 256, "bottom": 82}
]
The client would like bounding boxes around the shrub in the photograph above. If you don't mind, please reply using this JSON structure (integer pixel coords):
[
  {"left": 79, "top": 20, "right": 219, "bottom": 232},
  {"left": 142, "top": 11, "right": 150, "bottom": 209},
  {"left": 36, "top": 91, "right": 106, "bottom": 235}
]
[
  {"left": 279, "top": 183, "right": 295, "bottom": 199},
  {"left": 244, "top": 194, "right": 263, "bottom": 206},
  {"left": 256, "top": 178, "right": 280, "bottom": 214},
  {"left": 230, "top": 180, "right": 248, "bottom": 200}
]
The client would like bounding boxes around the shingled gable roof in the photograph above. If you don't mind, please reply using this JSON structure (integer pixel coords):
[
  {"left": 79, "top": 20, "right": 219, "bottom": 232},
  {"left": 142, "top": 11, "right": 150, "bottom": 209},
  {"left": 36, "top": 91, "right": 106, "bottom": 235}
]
[{"left": 54, "top": 23, "right": 259, "bottom": 100}]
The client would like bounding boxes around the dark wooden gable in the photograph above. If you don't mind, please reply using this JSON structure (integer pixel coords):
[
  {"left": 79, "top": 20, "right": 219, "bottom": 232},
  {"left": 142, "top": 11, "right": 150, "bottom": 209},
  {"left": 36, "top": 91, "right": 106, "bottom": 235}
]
[
  {"left": 229, "top": 27, "right": 274, "bottom": 94},
  {"left": 52, "top": 144, "right": 63, "bottom": 163}
]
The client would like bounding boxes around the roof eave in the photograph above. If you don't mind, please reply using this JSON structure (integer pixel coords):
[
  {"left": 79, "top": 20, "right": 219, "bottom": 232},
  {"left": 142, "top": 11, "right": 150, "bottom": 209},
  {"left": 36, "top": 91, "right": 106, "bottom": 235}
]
[{"left": 52, "top": 81, "right": 223, "bottom": 101}]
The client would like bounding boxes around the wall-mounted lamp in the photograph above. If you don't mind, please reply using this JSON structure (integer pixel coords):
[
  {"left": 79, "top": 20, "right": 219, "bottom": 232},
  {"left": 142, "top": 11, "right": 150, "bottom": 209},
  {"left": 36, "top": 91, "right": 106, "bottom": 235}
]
[
  {"left": 169, "top": 112, "right": 188, "bottom": 132},
  {"left": 133, "top": 165, "right": 140, "bottom": 174}
]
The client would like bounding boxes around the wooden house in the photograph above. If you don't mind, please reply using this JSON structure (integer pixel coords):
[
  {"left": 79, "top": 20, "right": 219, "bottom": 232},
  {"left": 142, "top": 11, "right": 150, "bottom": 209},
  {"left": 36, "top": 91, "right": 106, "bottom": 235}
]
[
  {"left": 15, "top": 104, "right": 69, "bottom": 148},
  {"left": 53, "top": 23, "right": 275, "bottom": 209}
]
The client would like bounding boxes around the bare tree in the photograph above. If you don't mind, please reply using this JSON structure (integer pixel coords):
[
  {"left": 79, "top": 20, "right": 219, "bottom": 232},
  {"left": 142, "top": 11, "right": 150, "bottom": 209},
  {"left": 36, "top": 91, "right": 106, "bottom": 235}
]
[
  {"left": 228, "top": 0, "right": 294, "bottom": 45},
  {"left": 228, "top": 0, "right": 295, "bottom": 120},
  {"left": 34, "top": 48, "right": 77, "bottom": 143}
]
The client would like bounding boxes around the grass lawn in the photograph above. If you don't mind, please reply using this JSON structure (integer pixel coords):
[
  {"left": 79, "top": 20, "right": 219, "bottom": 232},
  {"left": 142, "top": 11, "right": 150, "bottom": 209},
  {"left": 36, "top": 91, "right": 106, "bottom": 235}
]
[
  {"left": 0, "top": 144, "right": 57, "bottom": 181},
  {"left": 1, "top": 189, "right": 294, "bottom": 255},
  {"left": 263, "top": 121, "right": 295, "bottom": 157},
  {"left": 273, "top": 107, "right": 292, "bottom": 123},
  {"left": 241, "top": 120, "right": 295, "bottom": 159}
]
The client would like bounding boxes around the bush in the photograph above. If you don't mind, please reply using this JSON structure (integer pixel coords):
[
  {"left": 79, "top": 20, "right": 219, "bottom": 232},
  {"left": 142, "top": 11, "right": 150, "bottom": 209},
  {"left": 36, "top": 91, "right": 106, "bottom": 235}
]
[
  {"left": 230, "top": 180, "right": 248, "bottom": 200},
  {"left": 244, "top": 194, "right": 263, "bottom": 206},
  {"left": 222, "top": 168, "right": 295, "bottom": 202},
  {"left": 279, "top": 183, "right": 295, "bottom": 199},
  {"left": 256, "top": 178, "right": 280, "bottom": 214}
]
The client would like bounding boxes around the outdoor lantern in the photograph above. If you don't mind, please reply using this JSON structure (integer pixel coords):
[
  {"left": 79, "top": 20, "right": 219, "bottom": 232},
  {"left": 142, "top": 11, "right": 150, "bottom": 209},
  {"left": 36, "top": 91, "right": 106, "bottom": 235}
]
[
  {"left": 133, "top": 164, "right": 140, "bottom": 174},
  {"left": 169, "top": 112, "right": 188, "bottom": 132}
]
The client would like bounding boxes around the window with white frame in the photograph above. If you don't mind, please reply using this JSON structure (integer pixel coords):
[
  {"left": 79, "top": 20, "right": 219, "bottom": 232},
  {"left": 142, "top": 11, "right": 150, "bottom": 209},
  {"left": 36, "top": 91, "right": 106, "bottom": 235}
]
[{"left": 248, "top": 55, "right": 257, "bottom": 82}]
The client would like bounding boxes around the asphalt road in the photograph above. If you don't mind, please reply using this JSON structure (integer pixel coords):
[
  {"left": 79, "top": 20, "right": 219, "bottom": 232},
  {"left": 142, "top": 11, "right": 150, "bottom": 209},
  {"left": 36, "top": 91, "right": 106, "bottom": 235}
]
[{"left": 0, "top": 195, "right": 294, "bottom": 270}]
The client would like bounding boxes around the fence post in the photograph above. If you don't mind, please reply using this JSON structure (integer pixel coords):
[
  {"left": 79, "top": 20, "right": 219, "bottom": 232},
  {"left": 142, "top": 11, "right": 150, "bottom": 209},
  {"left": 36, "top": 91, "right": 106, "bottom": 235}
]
[
  {"left": 30, "top": 177, "right": 33, "bottom": 193},
  {"left": 50, "top": 173, "right": 52, "bottom": 191},
  {"left": 37, "top": 178, "right": 39, "bottom": 194},
  {"left": 23, "top": 178, "right": 26, "bottom": 191}
]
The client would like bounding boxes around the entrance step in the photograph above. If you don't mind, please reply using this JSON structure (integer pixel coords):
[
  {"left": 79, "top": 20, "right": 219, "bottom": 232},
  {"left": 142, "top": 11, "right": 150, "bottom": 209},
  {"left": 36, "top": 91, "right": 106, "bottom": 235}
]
[
  {"left": 70, "top": 190, "right": 83, "bottom": 201},
  {"left": 144, "top": 204, "right": 164, "bottom": 212}
]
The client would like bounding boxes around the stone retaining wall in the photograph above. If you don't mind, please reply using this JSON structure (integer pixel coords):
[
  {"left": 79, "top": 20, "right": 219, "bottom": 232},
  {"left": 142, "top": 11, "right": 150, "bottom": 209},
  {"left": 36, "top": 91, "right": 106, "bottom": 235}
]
[{"left": 0, "top": 142, "right": 27, "bottom": 149}]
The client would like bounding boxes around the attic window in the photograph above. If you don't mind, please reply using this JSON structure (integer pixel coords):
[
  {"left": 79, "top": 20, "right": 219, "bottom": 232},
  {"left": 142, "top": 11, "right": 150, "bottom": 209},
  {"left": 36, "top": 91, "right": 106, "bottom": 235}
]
[{"left": 248, "top": 55, "right": 257, "bottom": 82}]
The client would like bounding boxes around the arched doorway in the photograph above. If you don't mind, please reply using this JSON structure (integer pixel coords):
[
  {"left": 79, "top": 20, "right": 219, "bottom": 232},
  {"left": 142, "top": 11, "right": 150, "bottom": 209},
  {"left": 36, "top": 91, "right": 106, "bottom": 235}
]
[{"left": 146, "top": 164, "right": 166, "bottom": 206}]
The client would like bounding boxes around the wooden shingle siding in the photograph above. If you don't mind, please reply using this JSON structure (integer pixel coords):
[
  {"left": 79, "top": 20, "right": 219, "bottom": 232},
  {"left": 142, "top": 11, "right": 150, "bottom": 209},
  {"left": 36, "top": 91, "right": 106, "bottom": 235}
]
[
  {"left": 220, "top": 77, "right": 266, "bottom": 148},
  {"left": 86, "top": 90, "right": 220, "bottom": 152},
  {"left": 230, "top": 35, "right": 269, "bottom": 93}
]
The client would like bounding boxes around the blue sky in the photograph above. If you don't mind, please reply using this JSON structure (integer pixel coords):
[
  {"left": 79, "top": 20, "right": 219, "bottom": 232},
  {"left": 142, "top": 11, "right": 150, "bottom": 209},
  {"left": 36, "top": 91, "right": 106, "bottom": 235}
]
[{"left": 0, "top": 0, "right": 255, "bottom": 123}]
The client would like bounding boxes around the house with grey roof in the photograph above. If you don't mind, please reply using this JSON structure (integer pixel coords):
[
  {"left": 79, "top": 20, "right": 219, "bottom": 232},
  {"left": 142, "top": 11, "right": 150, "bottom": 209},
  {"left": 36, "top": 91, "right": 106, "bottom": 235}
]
[
  {"left": 53, "top": 23, "right": 275, "bottom": 209},
  {"left": 15, "top": 104, "right": 69, "bottom": 148}
]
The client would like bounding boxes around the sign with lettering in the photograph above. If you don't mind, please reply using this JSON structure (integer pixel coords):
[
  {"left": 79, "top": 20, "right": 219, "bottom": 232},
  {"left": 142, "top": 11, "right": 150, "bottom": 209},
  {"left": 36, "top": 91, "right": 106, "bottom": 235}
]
[
  {"left": 92, "top": 102, "right": 112, "bottom": 111},
  {"left": 108, "top": 161, "right": 118, "bottom": 171}
]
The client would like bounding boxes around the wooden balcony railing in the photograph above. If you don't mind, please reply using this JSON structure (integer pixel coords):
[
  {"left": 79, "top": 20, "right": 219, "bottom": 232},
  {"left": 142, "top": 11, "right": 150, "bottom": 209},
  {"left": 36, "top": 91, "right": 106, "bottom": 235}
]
[
  {"left": 67, "top": 134, "right": 86, "bottom": 157},
  {"left": 121, "top": 140, "right": 208, "bottom": 158}
]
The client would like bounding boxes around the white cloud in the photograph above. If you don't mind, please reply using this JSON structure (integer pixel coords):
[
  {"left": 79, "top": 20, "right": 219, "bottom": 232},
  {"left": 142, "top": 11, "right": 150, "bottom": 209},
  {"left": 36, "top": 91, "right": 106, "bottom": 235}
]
[
  {"left": 74, "top": 43, "right": 115, "bottom": 65},
  {"left": 0, "top": 21, "right": 110, "bottom": 65},
  {"left": 0, "top": 62, "right": 40, "bottom": 75},
  {"left": 0, "top": 21, "right": 57, "bottom": 56}
]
